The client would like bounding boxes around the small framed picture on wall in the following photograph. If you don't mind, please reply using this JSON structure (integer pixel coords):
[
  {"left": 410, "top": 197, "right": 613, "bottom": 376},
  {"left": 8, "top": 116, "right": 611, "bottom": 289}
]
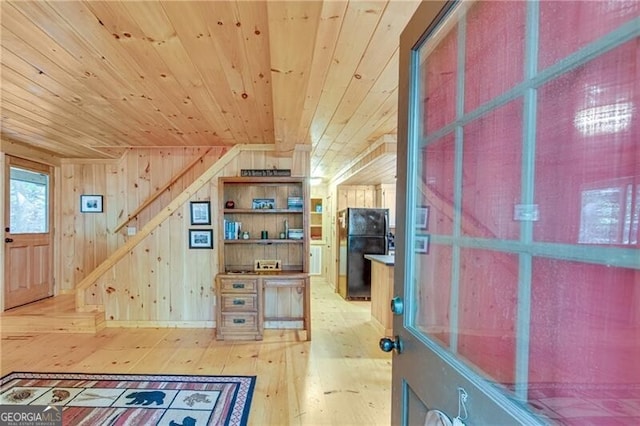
[
  {"left": 80, "top": 195, "right": 103, "bottom": 213},
  {"left": 190, "top": 201, "right": 211, "bottom": 225},
  {"left": 189, "top": 229, "right": 213, "bottom": 249},
  {"left": 415, "top": 235, "right": 430, "bottom": 254},
  {"left": 416, "top": 206, "right": 430, "bottom": 229}
]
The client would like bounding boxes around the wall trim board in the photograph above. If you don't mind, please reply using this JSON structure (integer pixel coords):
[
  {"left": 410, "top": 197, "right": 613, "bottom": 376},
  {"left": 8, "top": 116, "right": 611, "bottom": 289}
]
[
  {"left": 1, "top": 138, "right": 62, "bottom": 166},
  {"left": 106, "top": 321, "right": 215, "bottom": 328},
  {"left": 59, "top": 158, "right": 120, "bottom": 165},
  {"left": 0, "top": 153, "right": 5, "bottom": 312},
  {"left": 53, "top": 166, "right": 62, "bottom": 298}
]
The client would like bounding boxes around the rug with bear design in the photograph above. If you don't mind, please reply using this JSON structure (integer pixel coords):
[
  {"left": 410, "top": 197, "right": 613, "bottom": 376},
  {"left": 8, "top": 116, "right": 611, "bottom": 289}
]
[{"left": 0, "top": 372, "right": 256, "bottom": 425}]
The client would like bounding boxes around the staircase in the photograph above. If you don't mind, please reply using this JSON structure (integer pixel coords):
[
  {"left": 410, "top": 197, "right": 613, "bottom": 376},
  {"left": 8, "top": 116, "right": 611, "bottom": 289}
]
[{"left": 1, "top": 295, "right": 105, "bottom": 334}]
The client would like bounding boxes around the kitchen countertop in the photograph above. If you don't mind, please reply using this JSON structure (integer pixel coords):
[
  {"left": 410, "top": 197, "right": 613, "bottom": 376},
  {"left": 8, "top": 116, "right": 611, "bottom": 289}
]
[{"left": 364, "top": 254, "right": 395, "bottom": 266}]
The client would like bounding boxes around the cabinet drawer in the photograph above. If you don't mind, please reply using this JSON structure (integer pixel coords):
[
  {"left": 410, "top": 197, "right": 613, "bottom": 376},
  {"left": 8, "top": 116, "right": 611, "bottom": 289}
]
[
  {"left": 219, "top": 278, "right": 258, "bottom": 292},
  {"left": 221, "top": 294, "right": 257, "bottom": 311},
  {"left": 263, "top": 278, "right": 306, "bottom": 288},
  {"left": 220, "top": 313, "right": 258, "bottom": 330}
]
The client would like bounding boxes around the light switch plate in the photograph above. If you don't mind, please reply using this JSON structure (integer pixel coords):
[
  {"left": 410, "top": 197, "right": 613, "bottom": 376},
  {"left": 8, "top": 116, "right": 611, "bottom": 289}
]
[{"left": 127, "top": 226, "right": 137, "bottom": 236}]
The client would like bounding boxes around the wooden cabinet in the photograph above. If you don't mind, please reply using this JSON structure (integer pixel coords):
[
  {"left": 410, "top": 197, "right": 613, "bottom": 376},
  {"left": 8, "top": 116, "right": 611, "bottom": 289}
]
[
  {"left": 216, "top": 273, "right": 310, "bottom": 340},
  {"left": 216, "top": 177, "right": 311, "bottom": 340},
  {"left": 263, "top": 275, "right": 310, "bottom": 337},
  {"left": 369, "top": 259, "right": 394, "bottom": 336},
  {"left": 216, "top": 276, "right": 262, "bottom": 340}
]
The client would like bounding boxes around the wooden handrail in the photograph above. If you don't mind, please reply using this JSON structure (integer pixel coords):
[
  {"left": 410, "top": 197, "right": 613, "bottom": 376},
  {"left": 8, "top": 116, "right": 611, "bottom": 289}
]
[
  {"left": 113, "top": 147, "right": 212, "bottom": 233},
  {"left": 75, "top": 144, "right": 276, "bottom": 312},
  {"left": 76, "top": 146, "right": 233, "bottom": 311}
]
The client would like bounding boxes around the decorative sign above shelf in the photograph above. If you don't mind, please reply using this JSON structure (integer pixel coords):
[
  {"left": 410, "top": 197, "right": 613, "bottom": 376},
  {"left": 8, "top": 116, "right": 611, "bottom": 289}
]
[
  {"left": 254, "top": 259, "right": 282, "bottom": 271},
  {"left": 241, "top": 169, "right": 291, "bottom": 177}
]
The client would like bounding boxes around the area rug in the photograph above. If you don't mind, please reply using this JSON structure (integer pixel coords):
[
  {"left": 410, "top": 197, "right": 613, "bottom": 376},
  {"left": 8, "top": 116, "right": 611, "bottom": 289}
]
[{"left": 0, "top": 372, "right": 256, "bottom": 426}]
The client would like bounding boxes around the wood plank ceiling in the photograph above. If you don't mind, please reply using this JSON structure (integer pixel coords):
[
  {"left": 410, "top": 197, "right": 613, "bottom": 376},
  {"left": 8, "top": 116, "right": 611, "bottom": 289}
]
[{"left": 0, "top": 1, "right": 420, "bottom": 183}]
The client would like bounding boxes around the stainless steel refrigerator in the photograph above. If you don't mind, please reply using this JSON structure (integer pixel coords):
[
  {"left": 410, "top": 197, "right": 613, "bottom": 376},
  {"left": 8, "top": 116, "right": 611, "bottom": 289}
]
[{"left": 337, "top": 208, "right": 388, "bottom": 300}]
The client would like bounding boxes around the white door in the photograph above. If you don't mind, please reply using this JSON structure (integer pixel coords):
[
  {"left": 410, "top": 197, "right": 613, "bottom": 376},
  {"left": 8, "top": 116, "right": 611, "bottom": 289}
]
[
  {"left": 310, "top": 245, "right": 322, "bottom": 276},
  {"left": 390, "top": 1, "right": 640, "bottom": 424},
  {"left": 4, "top": 156, "right": 54, "bottom": 310}
]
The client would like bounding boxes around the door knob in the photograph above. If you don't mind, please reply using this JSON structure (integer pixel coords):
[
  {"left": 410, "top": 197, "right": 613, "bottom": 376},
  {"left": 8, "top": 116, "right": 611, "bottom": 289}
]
[
  {"left": 5, "top": 238, "right": 13, "bottom": 243},
  {"left": 379, "top": 336, "right": 403, "bottom": 354},
  {"left": 390, "top": 296, "right": 404, "bottom": 315}
]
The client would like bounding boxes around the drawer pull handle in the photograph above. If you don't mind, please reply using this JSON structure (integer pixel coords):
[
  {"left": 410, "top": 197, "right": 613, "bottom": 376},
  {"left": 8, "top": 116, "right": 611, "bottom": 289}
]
[
  {"left": 233, "top": 318, "right": 246, "bottom": 324},
  {"left": 233, "top": 299, "right": 246, "bottom": 305},
  {"left": 232, "top": 283, "right": 245, "bottom": 289}
]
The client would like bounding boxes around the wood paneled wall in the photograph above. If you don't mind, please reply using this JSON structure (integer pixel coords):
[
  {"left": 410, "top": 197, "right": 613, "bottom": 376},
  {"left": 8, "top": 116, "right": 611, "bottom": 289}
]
[
  {"left": 58, "top": 148, "right": 222, "bottom": 293},
  {"left": 60, "top": 146, "right": 308, "bottom": 325},
  {"left": 321, "top": 184, "right": 378, "bottom": 291},
  {"left": 336, "top": 185, "right": 377, "bottom": 211}
]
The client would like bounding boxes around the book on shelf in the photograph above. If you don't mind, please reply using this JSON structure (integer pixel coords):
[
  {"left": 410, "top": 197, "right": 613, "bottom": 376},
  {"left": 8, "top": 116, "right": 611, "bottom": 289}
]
[
  {"left": 224, "top": 220, "right": 242, "bottom": 239},
  {"left": 287, "top": 196, "right": 303, "bottom": 210}
]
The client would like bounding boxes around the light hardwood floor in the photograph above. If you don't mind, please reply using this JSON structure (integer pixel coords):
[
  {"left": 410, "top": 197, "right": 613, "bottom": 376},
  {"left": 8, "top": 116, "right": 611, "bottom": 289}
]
[{"left": 0, "top": 278, "right": 392, "bottom": 425}]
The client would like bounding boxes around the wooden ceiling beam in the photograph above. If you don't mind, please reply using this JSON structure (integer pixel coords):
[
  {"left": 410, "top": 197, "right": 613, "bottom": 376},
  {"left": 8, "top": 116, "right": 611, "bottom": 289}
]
[
  {"left": 308, "top": 1, "right": 387, "bottom": 146},
  {"left": 267, "top": 1, "right": 323, "bottom": 152},
  {"left": 0, "top": 137, "right": 63, "bottom": 166},
  {"left": 330, "top": 134, "right": 397, "bottom": 186},
  {"left": 296, "top": 1, "right": 348, "bottom": 146}
]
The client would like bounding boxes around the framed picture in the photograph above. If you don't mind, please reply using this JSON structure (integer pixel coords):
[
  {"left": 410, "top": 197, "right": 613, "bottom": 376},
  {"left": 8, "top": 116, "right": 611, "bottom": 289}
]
[
  {"left": 80, "top": 195, "right": 103, "bottom": 213},
  {"left": 190, "top": 201, "right": 211, "bottom": 225},
  {"left": 416, "top": 235, "right": 430, "bottom": 254},
  {"left": 252, "top": 198, "right": 275, "bottom": 209},
  {"left": 416, "top": 206, "right": 430, "bottom": 229},
  {"left": 189, "top": 229, "right": 213, "bottom": 249}
]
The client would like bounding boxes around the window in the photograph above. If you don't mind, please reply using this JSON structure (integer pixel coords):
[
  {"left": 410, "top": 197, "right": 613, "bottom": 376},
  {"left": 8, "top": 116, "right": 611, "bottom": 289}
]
[{"left": 10, "top": 166, "right": 49, "bottom": 233}]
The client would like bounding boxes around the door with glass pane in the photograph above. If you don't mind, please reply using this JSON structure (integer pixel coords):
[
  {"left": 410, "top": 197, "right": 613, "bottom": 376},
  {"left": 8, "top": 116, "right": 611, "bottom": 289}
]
[
  {"left": 4, "top": 156, "right": 53, "bottom": 310},
  {"left": 393, "top": 1, "right": 639, "bottom": 424}
]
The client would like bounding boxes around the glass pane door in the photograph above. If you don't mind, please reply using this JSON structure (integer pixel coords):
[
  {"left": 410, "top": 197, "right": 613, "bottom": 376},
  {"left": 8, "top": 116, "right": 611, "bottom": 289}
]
[{"left": 394, "top": 1, "right": 639, "bottom": 424}]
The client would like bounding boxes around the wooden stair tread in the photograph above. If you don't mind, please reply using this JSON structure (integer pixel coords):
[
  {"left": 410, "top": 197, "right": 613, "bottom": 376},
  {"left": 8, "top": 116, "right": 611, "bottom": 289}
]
[{"left": 1, "top": 295, "right": 105, "bottom": 334}]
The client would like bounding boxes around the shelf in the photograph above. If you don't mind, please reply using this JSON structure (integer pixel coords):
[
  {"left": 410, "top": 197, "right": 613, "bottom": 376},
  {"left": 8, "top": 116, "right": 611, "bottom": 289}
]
[
  {"left": 224, "top": 209, "right": 303, "bottom": 214},
  {"left": 223, "top": 239, "right": 304, "bottom": 244},
  {"left": 220, "top": 176, "right": 309, "bottom": 275},
  {"left": 221, "top": 270, "right": 306, "bottom": 276},
  {"left": 310, "top": 197, "right": 323, "bottom": 240}
]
